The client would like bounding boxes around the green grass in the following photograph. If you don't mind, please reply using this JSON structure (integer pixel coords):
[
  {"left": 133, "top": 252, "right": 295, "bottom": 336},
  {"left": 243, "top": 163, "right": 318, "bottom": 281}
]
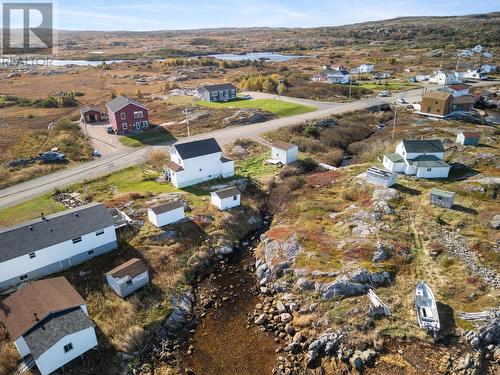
[
  {"left": 196, "top": 98, "right": 317, "bottom": 118},
  {"left": 0, "top": 194, "right": 65, "bottom": 226},
  {"left": 119, "top": 127, "right": 174, "bottom": 147},
  {"left": 353, "top": 81, "right": 416, "bottom": 91},
  {"left": 234, "top": 153, "right": 279, "bottom": 178}
]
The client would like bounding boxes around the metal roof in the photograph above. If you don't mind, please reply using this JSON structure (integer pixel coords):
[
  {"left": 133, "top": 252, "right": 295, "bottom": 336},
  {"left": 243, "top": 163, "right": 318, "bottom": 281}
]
[
  {"left": 0, "top": 202, "right": 115, "bottom": 262},
  {"left": 80, "top": 106, "right": 101, "bottom": 114},
  {"left": 106, "top": 95, "right": 148, "bottom": 113},
  {"left": 458, "top": 130, "right": 480, "bottom": 139},
  {"left": 430, "top": 188, "right": 455, "bottom": 199},
  {"left": 173, "top": 138, "right": 222, "bottom": 160},
  {"left": 212, "top": 187, "right": 240, "bottom": 199},
  {"left": 401, "top": 139, "right": 445, "bottom": 153},
  {"left": 106, "top": 258, "right": 148, "bottom": 279},
  {"left": 409, "top": 155, "right": 449, "bottom": 168},
  {"left": 24, "top": 307, "right": 94, "bottom": 360},
  {"left": 199, "top": 83, "right": 237, "bottom": 92},
  {"left": 272, "top": 140, "right": 297, "bottom": 151},
  {"left": 149, "top": 200, "right": 184, "bottom": 215},
  {"left": 385, "top": 153, "right": 405, "bottom": 163}
]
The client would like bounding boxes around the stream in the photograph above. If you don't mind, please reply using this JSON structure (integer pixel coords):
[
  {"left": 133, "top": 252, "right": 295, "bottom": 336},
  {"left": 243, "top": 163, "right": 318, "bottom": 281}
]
[{"left": 179, "top": 217, "right": 277, "bottom": 374}]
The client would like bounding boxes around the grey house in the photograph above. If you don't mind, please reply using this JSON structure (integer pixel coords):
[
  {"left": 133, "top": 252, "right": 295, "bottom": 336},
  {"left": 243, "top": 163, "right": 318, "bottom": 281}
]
[
  {"left": 195, "top": 83, "right": 238, "bottom": 102},
  {"left": 429, "top": 188, "right": 455, "bottom": 208},
  {"left": 106, "top": 258, "right": 149, "bottom": 298}
]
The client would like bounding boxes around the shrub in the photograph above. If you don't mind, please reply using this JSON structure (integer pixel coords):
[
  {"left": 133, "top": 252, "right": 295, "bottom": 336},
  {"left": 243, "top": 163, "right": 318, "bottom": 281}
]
[
  {"left": 321, "top": 148, "right": 344, "bottom": 166},
  {"left": 290, "top": 136, "right": 325, "bottom": 153},
  {"left": 147, "top": 149, "right": 169, "bottom": 170}
]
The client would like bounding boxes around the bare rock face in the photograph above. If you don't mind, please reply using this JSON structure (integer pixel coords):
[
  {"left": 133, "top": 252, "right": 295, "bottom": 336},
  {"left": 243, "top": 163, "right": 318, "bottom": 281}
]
[
  {"left": 262, "top": 233, "right": 303, "bottom": 279},
  {"left": 372, "top": 187, "right": 399, "bottom": 214},
  {"left": 162, "top": 292, "right": 194, "bottom": 334},
  {"left": 316, "top": 268, "right": 392, "bottom": 299},
  {"left": 372, "top": 242, "right": 393, "bottom": 262},
  {"left": 491, "top": 215, "right": 500, "bottom": 230}
]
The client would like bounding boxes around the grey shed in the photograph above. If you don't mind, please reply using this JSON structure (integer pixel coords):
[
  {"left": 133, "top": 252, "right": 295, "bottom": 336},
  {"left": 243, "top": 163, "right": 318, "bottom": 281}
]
[{"left": 429, "top": 188, "right": 455, "bottom": 208}]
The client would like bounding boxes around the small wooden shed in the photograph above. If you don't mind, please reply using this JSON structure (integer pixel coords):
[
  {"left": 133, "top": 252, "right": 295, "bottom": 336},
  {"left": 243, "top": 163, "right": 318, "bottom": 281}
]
[
  {"left": 211, "top": 186, "right": 240, "bottom": 211},
  {"left": 147, "top": 200, "right": 184, "bottom": 227},
  {"left": 80, "top": 106, "right": 103, "bottom": 123},
  {"left": 366, "top": 167, "right": 397, "bottom": 187},
  {"left": 429, "top": 188, "right": 455, "bottom": 208},
  {"left": 106, "top": 258, "right": 149, "bottom": 298},
  {"left": 456, "top": 130, "right": 480, "bottom": 146}
]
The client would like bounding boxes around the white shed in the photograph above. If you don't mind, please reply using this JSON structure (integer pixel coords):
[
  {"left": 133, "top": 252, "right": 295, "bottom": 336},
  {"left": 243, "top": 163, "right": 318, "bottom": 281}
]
[
  {"left": 211, "top": 187, "right": 241, "bottom": 211},
  {"left": 271, "top": 140, "right": 298, "bottom": 165},
  {"left": 147, "top": 200, "right": 185, "bottom": 227},
  {"left": 106, "top": 258, "right": 149, "bottom": 298}
]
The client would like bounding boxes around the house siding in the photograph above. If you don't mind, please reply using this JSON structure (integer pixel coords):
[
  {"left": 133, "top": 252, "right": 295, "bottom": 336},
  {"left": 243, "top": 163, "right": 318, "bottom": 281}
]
[
  {"left": 0, "top": 226, "right": 117, "bottom": 291},
  {"left": 107, "top": 103, "right": 149, "bottom": 134},
  {"left": 415, "top": 166, "right": 450, "bottom": 179},
  {"left": 147, "top": 207, "right": 184, "bottom": 227},
  {"left": 211, "top": 194, "right": 240, "bottom": 211},
  {"left": 271, "top": 146, "right": 298, "bottom": 165},
  {"left": 430, "top": 194, "right": 454, "bottom": 208},
  {"left": 35, "top": 326, "right": 97, "bottom": 375}
]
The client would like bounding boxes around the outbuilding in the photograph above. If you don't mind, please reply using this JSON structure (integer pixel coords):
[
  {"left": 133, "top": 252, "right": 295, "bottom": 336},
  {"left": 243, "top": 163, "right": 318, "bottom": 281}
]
[
  {"left": 105, "top": 258, "right": 149, "bottom": 298},
  {"left": 80, "top": 106, "right": 103, "bottom": 124},
  {"left": 147, "top": 200, "right": 185, "bottom": 227},
  {"left": 211, "top": 187, "right": 241, "bottom": 211},
  {"left": 429, "top": 189, "right": 455, "bottom": 208},
  {"left": 366, "top": 167, "right": 397, "bottom": 187},
  {"left": 271, "top": 140, "right": 298, "bottom": 165},
  {"left": 456, "top": 130, "right": 480, "bottom": 146}
]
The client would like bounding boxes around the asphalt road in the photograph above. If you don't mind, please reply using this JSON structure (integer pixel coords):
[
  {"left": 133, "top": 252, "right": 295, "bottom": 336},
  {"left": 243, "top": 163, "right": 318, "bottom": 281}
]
[{"left": 0, "top": 82, "right": 494, "bottom": 210}]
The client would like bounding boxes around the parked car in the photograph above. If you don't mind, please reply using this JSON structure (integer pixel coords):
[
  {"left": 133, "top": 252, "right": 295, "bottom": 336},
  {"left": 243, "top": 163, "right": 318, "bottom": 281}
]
[
  {"left": 105, "top": 126, "right": 115, "bottom": 134},
  {"left": 379, "top": 90, "right": 391, "bottom": 97},
  {"left": 92, "top": 149, "right": 102, "bottom": 157},
  {"left": 241, "top": 94, "right": 252, "bottom": 100},
  {"left": 396, "top": 98, "right": 408, "bottom": 104},
  {"left": 41, "top": 151, "right": 65, "bottom": 163}
]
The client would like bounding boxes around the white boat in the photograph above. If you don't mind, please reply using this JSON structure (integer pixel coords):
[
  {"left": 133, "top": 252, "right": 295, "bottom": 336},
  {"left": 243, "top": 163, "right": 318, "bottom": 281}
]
[{"left": 415, "top": 281, "right": 440, "bottom": 334}]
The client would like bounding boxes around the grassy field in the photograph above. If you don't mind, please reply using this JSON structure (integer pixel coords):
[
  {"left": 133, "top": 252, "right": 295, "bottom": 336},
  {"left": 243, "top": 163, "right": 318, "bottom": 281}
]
[
  {"left": 0, "top": 194, "right": 65, "bottom": 227},
  {"left": 196, "top": 98, "right": 317, "bottom": 118},
  {"left": 119, "top": 126, "right": 174, "bottom": 147},
  {"left": 353, "top": 81, "right": 417, "bottom": 92}
]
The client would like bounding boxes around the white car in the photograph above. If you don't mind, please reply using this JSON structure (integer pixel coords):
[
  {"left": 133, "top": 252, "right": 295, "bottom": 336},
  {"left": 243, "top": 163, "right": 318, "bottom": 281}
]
[
  {"left": 396, "top": 98, "right": 407, "bottom": 104},
  {"left": 379, "top": 90, "right": 391, "bottom": 97},
  {"left": 241, "top": 94, "right": 252, "bottom": 100}
]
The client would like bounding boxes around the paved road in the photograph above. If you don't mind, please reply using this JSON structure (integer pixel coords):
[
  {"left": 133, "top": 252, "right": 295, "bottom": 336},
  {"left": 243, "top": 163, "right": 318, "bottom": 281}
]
[{"left": 0, "top": 82, "right": 495, "bottom": 210}]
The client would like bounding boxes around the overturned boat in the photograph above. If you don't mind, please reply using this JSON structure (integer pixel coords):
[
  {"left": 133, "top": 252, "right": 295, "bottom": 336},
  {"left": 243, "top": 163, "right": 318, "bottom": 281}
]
[{"left": 415, "top": 281, "right": 440, "bottom": 334}]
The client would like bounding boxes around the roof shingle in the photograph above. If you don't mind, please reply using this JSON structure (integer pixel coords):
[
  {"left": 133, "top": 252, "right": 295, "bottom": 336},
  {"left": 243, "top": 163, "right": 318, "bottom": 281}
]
[
  {"left": 173, "top": 138, "right": 222, "bottom": 160},
  {"left": 106, "top": 258, "right": 148, "bottom": 279}
]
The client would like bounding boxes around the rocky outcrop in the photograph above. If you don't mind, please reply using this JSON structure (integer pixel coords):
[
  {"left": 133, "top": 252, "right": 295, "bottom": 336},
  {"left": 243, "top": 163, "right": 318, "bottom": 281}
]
[
  {"left": 257, "top": 233, "right": 303, "bottom": 281},
  {"left": 315, "top": 268, "right": 392, "bottom": 299},
  {"left": 305, "top": 330, "right": 345, "bottom": 367},
  {"left": 372, "top": 241, "right": 393, "bottom": 262},
  {"left": 223, "top": 108, "right": 275, "bottom": 126},
  {"left": 372, "top": 187, "right": 399, "bottom": 214},
  {"left": 162, "top": 292, "right": 194, "bottom": 334}
]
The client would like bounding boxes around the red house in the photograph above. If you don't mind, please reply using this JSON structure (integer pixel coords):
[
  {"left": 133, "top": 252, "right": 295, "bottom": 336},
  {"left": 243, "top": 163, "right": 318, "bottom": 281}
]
[
  {"left": 106, "top": 96, "right": 149, "bottom": 134},
  {"left": 80, "top": 106, "right": 103, "bottom": 124}
]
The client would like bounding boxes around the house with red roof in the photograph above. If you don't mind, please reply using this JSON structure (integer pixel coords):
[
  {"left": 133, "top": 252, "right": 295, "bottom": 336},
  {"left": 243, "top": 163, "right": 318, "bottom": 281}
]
[
  {"left": 446, "top": 84, "right": 470, "bottom": 97},
  {"left": 106, "top": 96, "right": 149, "bottom": 134}
]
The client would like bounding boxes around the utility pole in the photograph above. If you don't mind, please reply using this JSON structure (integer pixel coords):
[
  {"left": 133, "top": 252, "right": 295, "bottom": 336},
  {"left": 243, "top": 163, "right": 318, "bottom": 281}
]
[
  {"left": 392, "top": 104, "right": 397, "bottom": 141},
  {"left": 277, "top": 79, "right": 285, "bottom": 116},
  {"left": 183, "top": 108, "right": 191, "bottom": 138},
  {"left": 348, "top": 77, "right": 352, "bottom": 100}
]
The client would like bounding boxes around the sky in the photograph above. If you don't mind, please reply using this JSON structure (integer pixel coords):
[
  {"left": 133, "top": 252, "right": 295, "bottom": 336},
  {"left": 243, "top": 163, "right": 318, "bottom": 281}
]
[{"left": 3, "top": 0, "right": 500, "bottom": 31}]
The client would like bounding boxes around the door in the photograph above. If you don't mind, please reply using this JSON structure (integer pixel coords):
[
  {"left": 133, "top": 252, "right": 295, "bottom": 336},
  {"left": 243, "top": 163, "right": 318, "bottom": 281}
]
[
  {"left": 136, "top": 122, "right": 141, "bottom": 130},
  {"left": 89, "top": 114, "right": 96, "bottom": 122}
]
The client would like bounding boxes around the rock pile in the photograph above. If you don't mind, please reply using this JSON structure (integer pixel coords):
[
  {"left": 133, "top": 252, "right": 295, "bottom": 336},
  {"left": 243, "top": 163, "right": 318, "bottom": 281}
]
[
  {"left": 463, "top": 317, "right": 500, "bottom": 361},
  {"left": 53, "top": 192, "right": 87, "bottom": 208}
]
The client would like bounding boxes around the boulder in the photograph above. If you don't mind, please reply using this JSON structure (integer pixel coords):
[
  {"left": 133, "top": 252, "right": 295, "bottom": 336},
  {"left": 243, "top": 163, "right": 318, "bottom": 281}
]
[
  {"left": 276, "top": 301, "right": 287, "bottom": 313},
  {"left": 491, "top": 215, "right": 500, "bottom": 230},
  {"left": 255, "top": 314, "right": 268, "bottom": 325},
  {"left": 349, "top": 352, "right": 364, "bottom": 371},
  {"left": 295, "top": 277, "right": 314, "bottom": 291},
  {"left": 263, "top": 234, "right": 303, "bottom": 278},
  {"left": 372, "top": 242, "right": 392, "bottom": 262},
  {"left": 280, "top": 313, "right": 293, "bottom": 323}
]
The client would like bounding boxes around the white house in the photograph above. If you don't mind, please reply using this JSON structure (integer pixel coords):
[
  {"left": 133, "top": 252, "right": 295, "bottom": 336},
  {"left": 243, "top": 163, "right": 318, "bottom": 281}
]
[
  {"left": 271, "top": 140, "right": 299, "bottom": 165},
  {"left": 460, "top": 50, "right": 473, "bottom": 57},
  {"left": 383, "top": 139, "right": 450, "bottom": 179},
  {"left": 0, "top": 203, "right": 118, "bottom": 291},
  {"left": 166, "top": 138, "right": 234, "bottom": 188},
  {"left": 359, "top": 64, "right": 374, "bottom": 73},
  {"left": 472, "top": 44, "right": 483, "bottom": 53},
  {"left": 211, "top": 187, "right": 241, "bottom": 211},
  {"left": 415, "top": 74, "right": 430, "bottom": 82},
  {"left": 0, "top": 277, "right": 98, "bottom": 375},
  {"left": 312, "top": 69, "right": 350, "bottom": 84},
  {"left": 428, "top": 70, "right": 463, "bottom": 85},
  {"left": 456, "top": 130, "right": 480, "bottom": 146},
  {"left": 482, "top": 51, "right": 493, "bottom": 59},
  {"left": 446, "top": 84, "right": 470, "bottom": 97},
  {"left": 463, "top": 68, "right": 488, "bottom": 80},
  {"left": 106, "top": 258, "right": 149, "bottom": 298},
  {"left": 147, "top": 200, "right": 185, "bottom": 227}
]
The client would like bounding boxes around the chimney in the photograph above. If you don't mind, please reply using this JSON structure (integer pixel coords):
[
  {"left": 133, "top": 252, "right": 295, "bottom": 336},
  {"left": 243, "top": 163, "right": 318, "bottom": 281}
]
[
  {"left": 28, "top": 226, "right": 33, "bottom": 231},
  {"left": 41, "top": 212, "right": 45, "bottom": 220},
  {"left": 74, "top": 212, "right": 79, "bottom": 217},
  {"left": 34, "top": 313, "right": 39, "bottom": 321}
]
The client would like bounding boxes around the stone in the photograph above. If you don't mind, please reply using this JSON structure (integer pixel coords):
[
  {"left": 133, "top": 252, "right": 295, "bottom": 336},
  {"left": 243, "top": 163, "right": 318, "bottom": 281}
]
[
  {"left": 372, "top": 242, "right": 392, "bottom": 262},
  {"left": 293, "top": 332, "right": 304, "bottom": 342},
  {"left": 280, "top": 313, "right": 293, "bottom": 323},
  {"left": 295, "top": 278, "right": 314, "bottom": 291},
  {"left": 360, "top": 349, "right": 377, "bottom": 365},
  {"left": 255, "top": 314, "right": 268, "bottom": 325},
  {"left": 491, "top": 215, "right": 500, "bottom": 229},
  {"left": 276, "top": 301, "right": 287, "bottom": 313},
  {"left": 454, "top": 353, "right": 472, "bottom": 371},
  {"left": 350, "top": 353, "right": 364, "bottom": 371}
]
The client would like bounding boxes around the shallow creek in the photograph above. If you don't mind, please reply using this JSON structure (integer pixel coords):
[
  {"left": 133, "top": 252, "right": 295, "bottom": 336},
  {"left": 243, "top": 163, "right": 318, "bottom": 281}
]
[{"left": 179, "top": 222, "right": 277, "bottom": 374}]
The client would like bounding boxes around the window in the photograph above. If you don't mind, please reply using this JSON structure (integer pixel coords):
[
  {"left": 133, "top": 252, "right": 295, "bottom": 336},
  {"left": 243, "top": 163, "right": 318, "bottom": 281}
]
[
  {"left": 29, "top": 252, "right": 36, "bottom": 259},
  {"left": 122, "top": 123, "right": 128, "bottom": 130},
  {"left": 134, "top": 111, "right": 143, "bottom": 119},
  {"left": 199, "top": 168, "right": 202, "bottom": 171},
  {"left": 72, "top": 237, "right": 82, "bottom": 244},
  {"left": 19, "top": 274, "right": 28, "bottom": 281},
  {"left": 233, "top": 196, "right": 237, "bottom": 201},
  {"left": 88, "top": 250, "right": 95, "bottom": 256},
  {"left": 96, "top": 229, "right": 104, "bottom": 236},
  {"left": 120, "top": 112, "right": 126, "bottom": 120},
  {"left": 63, "top": 343, "right": 73, "bottom": 353},
  {"left": 126, "top": 280, "right": 133, "bottom": 285},
  {"left": 426, "top": 168, "right": 432, "bottom": 172}
]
